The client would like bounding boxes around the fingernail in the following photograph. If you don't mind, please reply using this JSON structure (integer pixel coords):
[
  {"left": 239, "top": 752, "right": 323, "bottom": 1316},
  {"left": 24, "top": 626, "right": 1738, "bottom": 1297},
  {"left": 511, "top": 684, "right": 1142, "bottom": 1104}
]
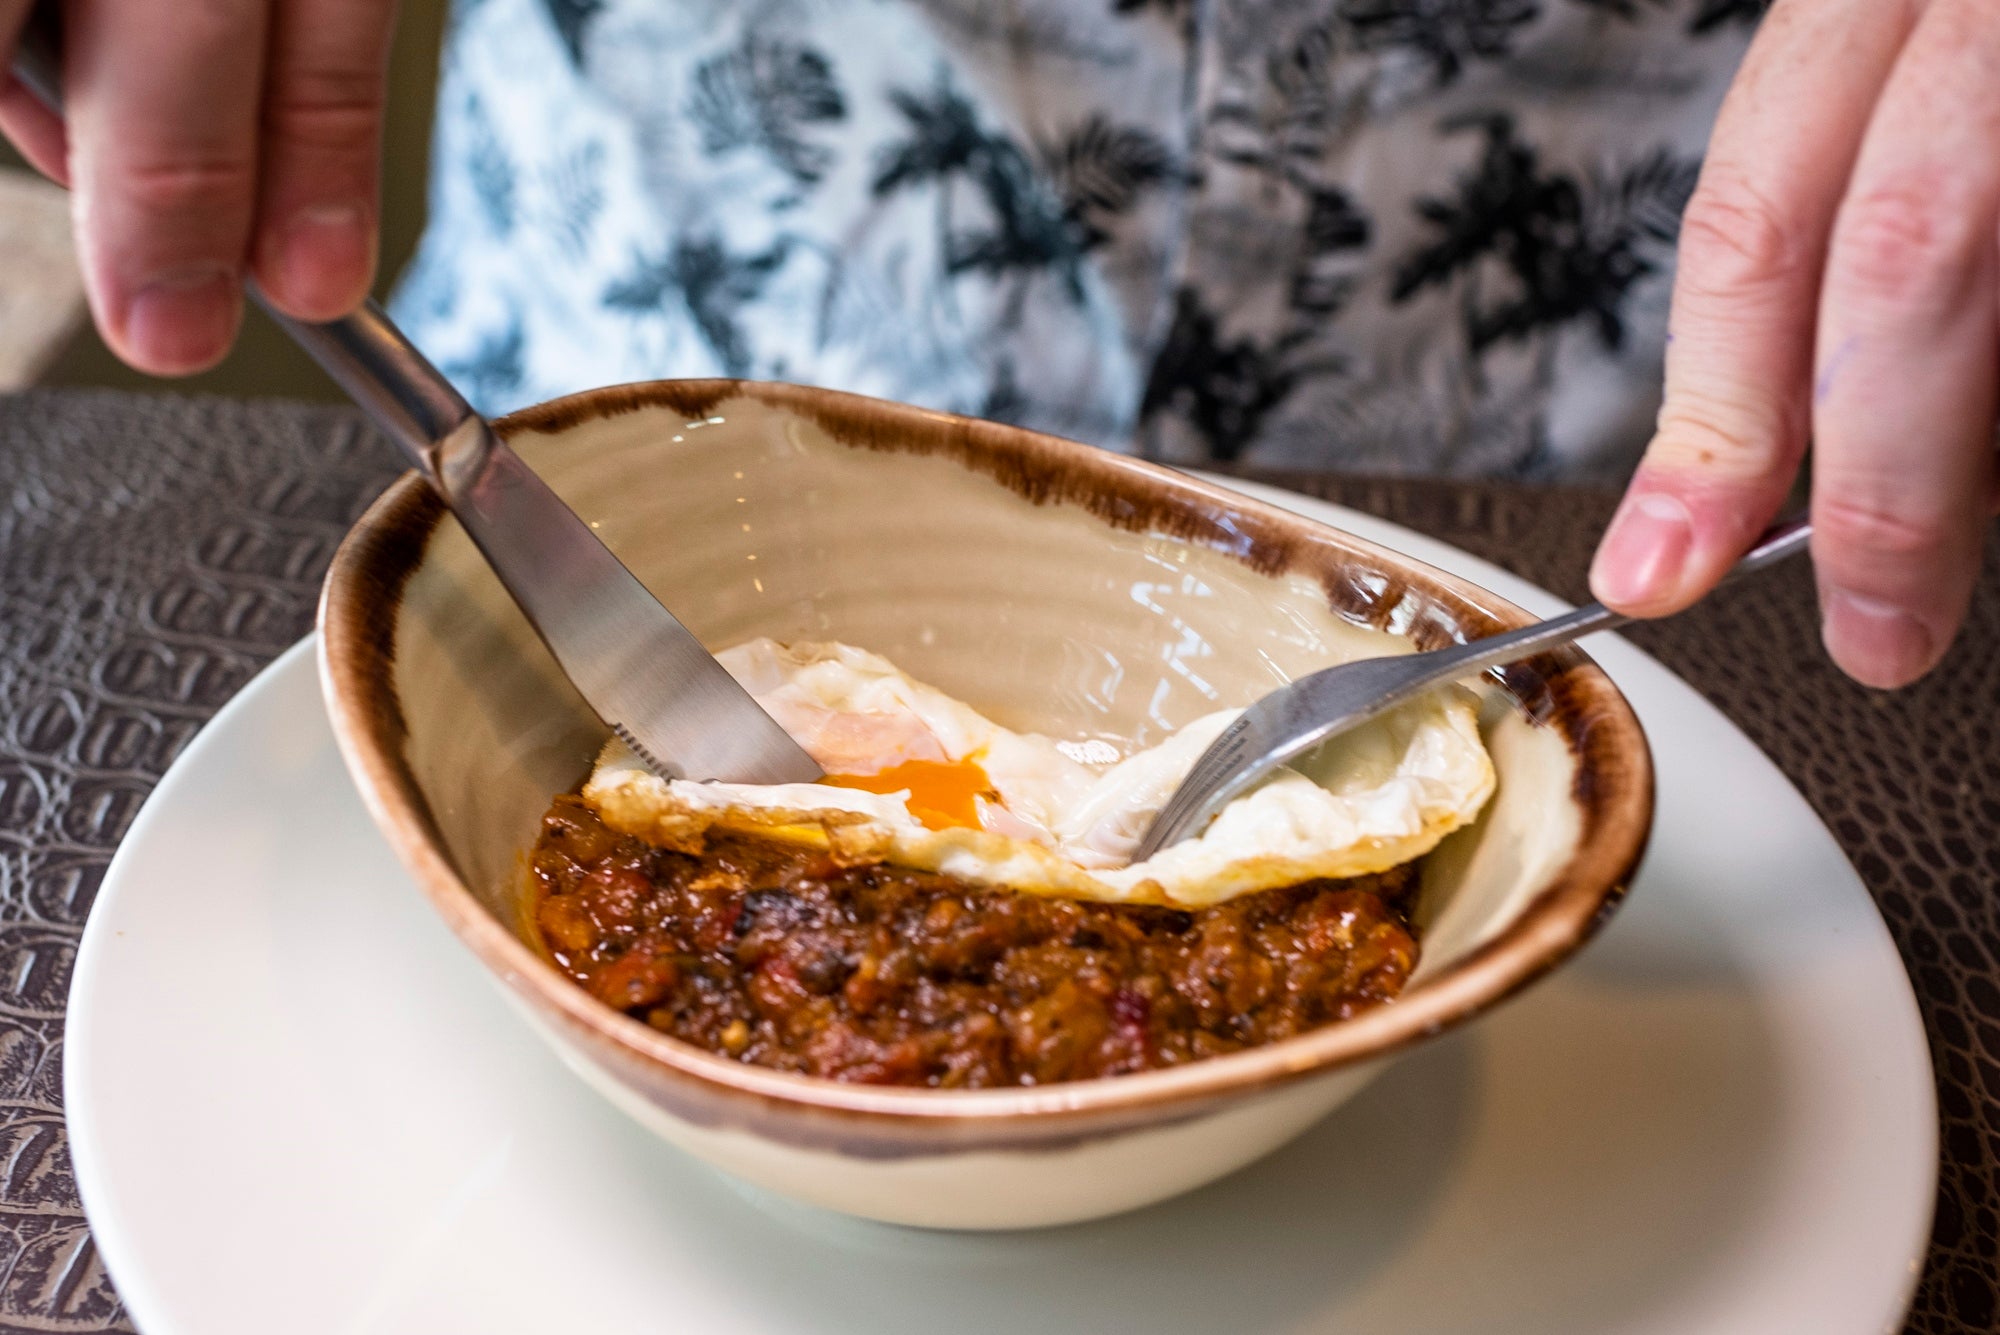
[
  {"left": 125, "top": 267, "right": 239, "bottom": 374},
  {"left": 1821, "top": 588, "right": 1937, "bottom": 688},
  {"left": 1592, "top": 492, "right": 1693, "bottom": 608},
  {"left": 274, "top": 204, "right": 370, "bottom": 315}
]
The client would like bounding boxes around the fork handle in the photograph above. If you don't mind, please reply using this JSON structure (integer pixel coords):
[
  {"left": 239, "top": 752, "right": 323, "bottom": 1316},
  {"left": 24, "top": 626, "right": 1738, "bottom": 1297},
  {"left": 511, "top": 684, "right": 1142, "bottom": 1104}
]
[{"left": 1413, "top": 513, "right": 1814, "bottom": 688}]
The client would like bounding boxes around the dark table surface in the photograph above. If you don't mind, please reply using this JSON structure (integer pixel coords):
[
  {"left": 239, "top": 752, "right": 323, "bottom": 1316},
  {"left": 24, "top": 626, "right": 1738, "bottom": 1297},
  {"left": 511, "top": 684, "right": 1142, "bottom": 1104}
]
[{"left": 0, "top": 389, "right": 1993, "bottom": 1334}]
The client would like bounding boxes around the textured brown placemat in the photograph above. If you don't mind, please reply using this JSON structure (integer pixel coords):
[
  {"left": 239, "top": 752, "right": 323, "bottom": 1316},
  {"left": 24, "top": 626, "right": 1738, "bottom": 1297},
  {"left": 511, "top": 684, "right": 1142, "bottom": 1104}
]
[
  {"left": 0, "top": 392, "right": 403, "bottom": 1332},
  {"left": 0, "top": 390, "right": 1989, "bottom": 1333}
]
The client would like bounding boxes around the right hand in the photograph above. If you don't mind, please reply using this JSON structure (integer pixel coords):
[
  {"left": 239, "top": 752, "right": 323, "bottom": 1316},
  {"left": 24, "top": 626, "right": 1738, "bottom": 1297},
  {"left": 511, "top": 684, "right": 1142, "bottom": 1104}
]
[
  {"left": 1588, "top": 0, "right": 2000, "bottom": 690},
  {"left": 0, "top": 0, "right": 398, "bottom": 375}
]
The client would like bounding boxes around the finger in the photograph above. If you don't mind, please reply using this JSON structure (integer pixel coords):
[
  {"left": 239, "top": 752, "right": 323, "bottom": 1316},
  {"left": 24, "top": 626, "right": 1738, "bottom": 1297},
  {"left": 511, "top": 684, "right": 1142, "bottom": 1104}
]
[
  {"left": 63, "top": 0, "right": 270, "bottom": 375},
  {"left": 1590, "top": 0, "right": 1919, "bottom": 616},
  {"left": 1810, "top": 0, "right": 2000, "bottom": 688},
  {"left": 250, "top": 0, "right": 396, "bottom": 320},
  {"left": 0, "top": 76, "right": 68, "bottom": 183}
]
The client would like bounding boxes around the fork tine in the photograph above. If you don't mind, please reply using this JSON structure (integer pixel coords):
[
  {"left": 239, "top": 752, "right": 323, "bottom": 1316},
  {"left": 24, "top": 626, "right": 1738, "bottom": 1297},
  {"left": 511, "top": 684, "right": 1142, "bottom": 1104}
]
[{"left": 1132, "top": 715, "right": 1256, "bottom": 859}]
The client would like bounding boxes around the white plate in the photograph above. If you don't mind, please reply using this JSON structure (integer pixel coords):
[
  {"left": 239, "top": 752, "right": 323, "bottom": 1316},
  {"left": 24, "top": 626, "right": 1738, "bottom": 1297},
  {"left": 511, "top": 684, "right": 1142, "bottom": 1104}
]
[{"left": 66, "top": 494, "right": 1936, "bottom": 1335}]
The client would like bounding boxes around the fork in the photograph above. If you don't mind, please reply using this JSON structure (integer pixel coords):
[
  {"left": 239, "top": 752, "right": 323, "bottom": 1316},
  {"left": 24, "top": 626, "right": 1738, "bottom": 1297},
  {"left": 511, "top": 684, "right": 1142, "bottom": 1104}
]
[
  {"left": 11, "top": 15, "right": 822, "bottom": 787},
  {"left": 1131, "top": 515, "right": 1814, "bottom": 859}
]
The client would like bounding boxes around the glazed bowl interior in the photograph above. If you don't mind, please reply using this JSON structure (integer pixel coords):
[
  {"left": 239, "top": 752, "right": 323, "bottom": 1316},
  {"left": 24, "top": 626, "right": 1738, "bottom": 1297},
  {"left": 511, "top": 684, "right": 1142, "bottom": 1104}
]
[{"left": 325, "top": 381, "right": 1649, "bottom": 1117}]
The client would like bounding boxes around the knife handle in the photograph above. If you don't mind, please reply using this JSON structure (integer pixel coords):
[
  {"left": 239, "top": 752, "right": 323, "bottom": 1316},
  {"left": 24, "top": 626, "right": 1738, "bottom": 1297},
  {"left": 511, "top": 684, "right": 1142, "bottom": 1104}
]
[{"left": 261, "top": 300, "right": 479, "bottom": 486}]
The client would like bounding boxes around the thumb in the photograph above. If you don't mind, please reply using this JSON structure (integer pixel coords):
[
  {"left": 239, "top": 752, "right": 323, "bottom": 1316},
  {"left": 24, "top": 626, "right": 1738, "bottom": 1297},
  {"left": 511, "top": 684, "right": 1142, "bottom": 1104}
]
[{"left": 1588, "top": 404, "right": 1802, "bottom": 619}]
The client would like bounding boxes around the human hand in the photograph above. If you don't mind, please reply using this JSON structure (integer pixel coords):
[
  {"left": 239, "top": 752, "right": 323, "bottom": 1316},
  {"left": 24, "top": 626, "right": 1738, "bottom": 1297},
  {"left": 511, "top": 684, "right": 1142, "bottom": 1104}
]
[
  {"left": 1589, "top": 0, "right": 1998, "bottom": 689},
  {"left": 0, "top": 0, "right": 397, "bottom": 375}
]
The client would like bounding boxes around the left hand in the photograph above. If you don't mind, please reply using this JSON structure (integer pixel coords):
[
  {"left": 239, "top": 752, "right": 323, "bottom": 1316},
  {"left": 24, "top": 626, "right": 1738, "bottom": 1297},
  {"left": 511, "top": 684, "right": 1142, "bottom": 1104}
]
[{"left": 1589, "top": 0, "right": 1998, "bottom": 689}]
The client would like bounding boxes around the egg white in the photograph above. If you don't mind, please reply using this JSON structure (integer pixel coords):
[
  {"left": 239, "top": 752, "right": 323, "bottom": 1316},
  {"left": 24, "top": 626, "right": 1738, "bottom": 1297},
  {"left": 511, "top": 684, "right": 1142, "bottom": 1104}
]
[{"left": 582, "top": 639, "right": 1496, "bottom": 908}]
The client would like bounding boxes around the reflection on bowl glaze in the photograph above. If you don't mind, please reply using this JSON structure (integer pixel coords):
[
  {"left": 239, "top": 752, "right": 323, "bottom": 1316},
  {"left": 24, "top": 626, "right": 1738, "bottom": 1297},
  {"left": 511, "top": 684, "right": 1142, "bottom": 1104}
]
[{"left": 318, "top": 379, "right": 1652, "bottom": 1229}]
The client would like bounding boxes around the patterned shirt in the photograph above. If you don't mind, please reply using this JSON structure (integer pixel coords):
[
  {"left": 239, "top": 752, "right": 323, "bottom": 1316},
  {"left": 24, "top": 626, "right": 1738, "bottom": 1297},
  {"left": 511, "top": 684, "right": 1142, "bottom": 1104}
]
[{"left": 394, "top": 0, "right": 1765, "bottom": 481}]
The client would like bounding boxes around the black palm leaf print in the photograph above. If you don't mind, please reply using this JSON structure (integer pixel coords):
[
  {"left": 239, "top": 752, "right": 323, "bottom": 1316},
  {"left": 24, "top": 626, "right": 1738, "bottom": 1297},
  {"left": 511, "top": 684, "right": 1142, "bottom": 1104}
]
[
  {"left": 980, "top": 357, "right": 1028, "bottom": 425},
  {"left": 1139, "top": 289, "right": 1340, "bottom": 461},
  {"left": 1110, "top": 0, "right": 1196, "bottom": 34},
  {"left": 1290, "top": 185, "right": 1373, "bottom": 317},
  {"left": 541, "top": 0, "right": 603, "bottom": 67},
  {"left": 946, "top": 141, "right": 1089, "bottom": 318},
  {"left": 1596, "top": 146, "right": 1699, "bottom": 245},
  {"left": 1039, "top": 113, "right": 1176, "bottom": 249},
  {"left": 958, "top": 116, "right": 1177, "bottom": 319},
  {"left": 1110, "top": 0, "right": 1197, "bottom": 41},
  {"left": 396, "top": 251, "right": 458, "bottom": 325},
  {"left": 687, "top": 37, "right": 847, "bottom": 188},
  {"left": 603, "top": 237, "right": 790, "bottom": 375},
  {"left": 872, "top": 78, "right": 989, "bottom": 198},
  {"left": 1489, "top": 148, "right": 1694, "bottom": 351},
  {"left": 1042, "top": 114, "right": 1174, "bottom": 221},
  {"left": 1467, "top": 194, "right": 1635, "bottom": 352},
  {"left": 1340, "top": 0, "right": 1541, "bottom": 84},
  {"left": 1393, "top": 113, "right": 1557, "bottom": 304},
  {"left": 463, "top": 93, "right": 515, "bottom": 238},
  {"left": 541, "top": 140, "right": 606, "bottom": 259},
  {"left": 876, "top": 78, "right": 1171, "bottom": 326},
  {"left": 1211, "top": 23, "right": 1341, "bottom": 182},
  {"left": 1395, "top": 114, "right": 1695, "bottom": 354},
  {"left": 1564, "top": 0, "right": 1668, "bottom": 19},
  {"left": 1689, "top": 0, "right": 1767, "bottom": 33},
  {"left": 444, "top": 311, "right": 526, "bottom": 407},
  {"left": 871, "top": 76, "right": 990, "bottom": 320}
]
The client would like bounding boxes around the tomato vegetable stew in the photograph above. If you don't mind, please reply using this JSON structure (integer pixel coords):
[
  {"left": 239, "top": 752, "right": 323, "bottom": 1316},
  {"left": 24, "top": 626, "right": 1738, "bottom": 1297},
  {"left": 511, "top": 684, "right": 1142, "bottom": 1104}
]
[{"left": 528, "top": 795, "right": 1422, "bottom": 1088}]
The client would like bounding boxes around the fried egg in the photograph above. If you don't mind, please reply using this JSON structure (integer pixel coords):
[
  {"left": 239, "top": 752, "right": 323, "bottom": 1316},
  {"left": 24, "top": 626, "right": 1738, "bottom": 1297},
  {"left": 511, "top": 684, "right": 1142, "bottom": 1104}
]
[{"left": 582, "top": 639, "right": 1496, "bottom": 908}]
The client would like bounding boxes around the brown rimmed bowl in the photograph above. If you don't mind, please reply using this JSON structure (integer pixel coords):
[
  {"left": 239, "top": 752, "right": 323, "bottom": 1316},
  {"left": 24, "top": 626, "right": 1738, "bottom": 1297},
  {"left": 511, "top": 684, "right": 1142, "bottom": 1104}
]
[{"left": 318, "top": 380, "right": 1652, "bottom": 1229}]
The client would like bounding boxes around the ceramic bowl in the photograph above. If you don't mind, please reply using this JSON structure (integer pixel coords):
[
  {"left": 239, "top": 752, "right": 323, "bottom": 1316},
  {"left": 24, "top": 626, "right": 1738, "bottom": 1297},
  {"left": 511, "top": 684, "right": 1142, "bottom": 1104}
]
[{"left": 318, "top": 380, "right": 1652, "bottom": 1230}]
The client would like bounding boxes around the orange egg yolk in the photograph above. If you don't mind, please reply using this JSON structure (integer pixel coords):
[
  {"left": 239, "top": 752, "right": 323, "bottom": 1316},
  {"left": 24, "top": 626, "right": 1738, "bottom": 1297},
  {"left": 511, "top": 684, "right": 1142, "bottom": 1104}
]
[{"left": 821, "top": 757, "right": 996, "bottom": 832}]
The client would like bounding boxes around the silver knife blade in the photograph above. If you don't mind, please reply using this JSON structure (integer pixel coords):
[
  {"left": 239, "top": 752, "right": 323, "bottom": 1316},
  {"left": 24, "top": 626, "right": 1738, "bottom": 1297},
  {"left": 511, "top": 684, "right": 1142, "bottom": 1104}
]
[{"left": 422, "top": 414, "right": 825, "bottom": 785}]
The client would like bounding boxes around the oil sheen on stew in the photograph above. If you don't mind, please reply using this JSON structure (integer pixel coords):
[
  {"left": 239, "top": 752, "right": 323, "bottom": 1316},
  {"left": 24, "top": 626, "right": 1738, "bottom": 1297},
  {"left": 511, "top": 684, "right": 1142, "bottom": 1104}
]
[{"left": 529, "top": 795, "right": 1421, "bottom": 1088}]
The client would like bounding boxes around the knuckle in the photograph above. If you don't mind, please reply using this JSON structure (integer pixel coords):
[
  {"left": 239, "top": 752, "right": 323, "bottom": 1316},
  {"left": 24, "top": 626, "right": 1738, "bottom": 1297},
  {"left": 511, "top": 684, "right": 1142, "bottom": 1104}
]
[
  {"left": 116, "top": 155, "right": 254, "bottom": 220},
  {"left": 1676, "top": 175, "right": 1805, "bottom": 293},
  {"left": 1813, "top": 491, "right": 1953, "bottom": 564},
  {"left": 1831, "top": 178, "right": 1980, "bottom": 304},
  {"left": 1653, "top": 391, "right": 1803, "bottom": 479},
  {"left": 263, "top": 69, "right": 385, "bottom": 155}
]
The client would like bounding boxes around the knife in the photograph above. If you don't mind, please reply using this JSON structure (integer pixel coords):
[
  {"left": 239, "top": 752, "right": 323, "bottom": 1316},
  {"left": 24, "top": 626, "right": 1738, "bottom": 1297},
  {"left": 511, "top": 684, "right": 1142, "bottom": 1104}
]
[{"left": 9, "top": 10, "right": 823, "bottom": 786}]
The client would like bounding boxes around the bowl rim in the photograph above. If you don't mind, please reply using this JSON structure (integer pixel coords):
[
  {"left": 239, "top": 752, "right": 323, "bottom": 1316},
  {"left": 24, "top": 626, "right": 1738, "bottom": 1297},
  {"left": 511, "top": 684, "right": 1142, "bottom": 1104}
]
[{"left": 318, "top": 377, "right": 1653, "bottom": 1126}]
